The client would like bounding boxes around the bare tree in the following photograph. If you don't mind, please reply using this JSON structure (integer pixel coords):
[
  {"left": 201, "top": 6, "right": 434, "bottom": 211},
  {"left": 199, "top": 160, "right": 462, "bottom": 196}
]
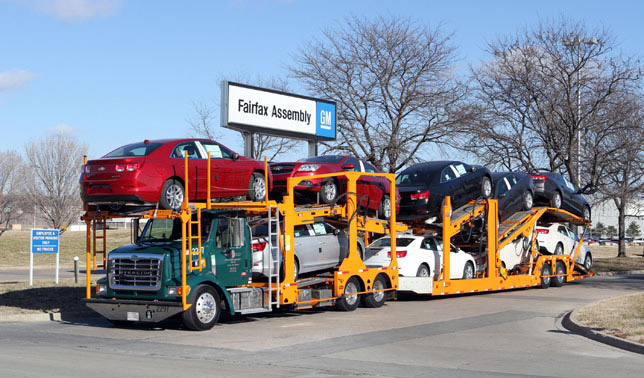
[
  {"left": 290, "top": 15, "right": 468, "bottom": 173},
  {"left": 0, "top": 151, "right": 28, "bottom": 237},
  {"left": 188, "top": 76, "right": 299, "bottom": 161},
  {"left": 463, "top": 18, "right": 641, "bottom": 193},
  {"left": 24, "top": 132, "right": 88, "bottom": 230},
  {"left": 596, "top": 97, "right": 644, "bottom": 257}
]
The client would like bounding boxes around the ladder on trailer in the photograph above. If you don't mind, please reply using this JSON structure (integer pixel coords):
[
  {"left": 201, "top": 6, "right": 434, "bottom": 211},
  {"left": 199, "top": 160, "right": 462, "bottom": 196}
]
[{"left": 265, "top": 204, "right": 281, "bottom": 310}]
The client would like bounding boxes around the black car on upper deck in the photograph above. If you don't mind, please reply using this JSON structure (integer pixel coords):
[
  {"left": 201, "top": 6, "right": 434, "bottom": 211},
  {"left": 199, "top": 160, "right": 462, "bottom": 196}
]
[
  {"left": 396, "top": 161, "right": 493, "bottom": 221},
  {"left": 528, "top": 172, "right": 591, "bottom": 220},
  {"left": 491, "top": 172, "right": 535, "bottom": 221}
]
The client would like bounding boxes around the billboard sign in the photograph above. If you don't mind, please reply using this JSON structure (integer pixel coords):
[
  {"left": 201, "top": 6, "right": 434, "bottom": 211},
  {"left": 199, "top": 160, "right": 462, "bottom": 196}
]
[{"left": 221, "top": 81, "right": 336, "bottom": 141}]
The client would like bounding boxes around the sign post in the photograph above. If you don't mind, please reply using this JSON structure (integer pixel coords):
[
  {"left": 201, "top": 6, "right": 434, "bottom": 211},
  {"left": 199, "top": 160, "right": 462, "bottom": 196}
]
[{"left": 30, "top": 229, "right": 60, "bottom": 285}]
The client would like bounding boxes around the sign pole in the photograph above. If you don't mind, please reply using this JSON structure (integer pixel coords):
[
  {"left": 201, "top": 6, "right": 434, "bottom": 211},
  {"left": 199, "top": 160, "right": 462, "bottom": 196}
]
[
  {"left": 55, "top": 244, "right": 59, "bottom": 284},
  {"left": 29, "top": 233, "right": 33, "bottom": 286}
]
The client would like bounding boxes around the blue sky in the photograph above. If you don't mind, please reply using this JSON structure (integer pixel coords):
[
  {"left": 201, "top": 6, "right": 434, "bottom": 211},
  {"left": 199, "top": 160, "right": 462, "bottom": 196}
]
[{"left": 1, "top": 0, "right": 643, "bottom": 161}]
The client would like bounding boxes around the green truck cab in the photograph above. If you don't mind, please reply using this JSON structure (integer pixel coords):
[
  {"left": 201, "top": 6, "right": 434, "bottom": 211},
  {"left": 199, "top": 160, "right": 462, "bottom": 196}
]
[{"left": 84, "top": 210, "right": 267, "bottom": 330}]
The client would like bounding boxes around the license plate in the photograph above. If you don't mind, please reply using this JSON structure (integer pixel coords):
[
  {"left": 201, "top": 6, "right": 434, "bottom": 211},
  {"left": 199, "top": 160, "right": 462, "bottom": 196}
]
[{"left": 127, "top": 312, "right": 140, "bottom": 321}]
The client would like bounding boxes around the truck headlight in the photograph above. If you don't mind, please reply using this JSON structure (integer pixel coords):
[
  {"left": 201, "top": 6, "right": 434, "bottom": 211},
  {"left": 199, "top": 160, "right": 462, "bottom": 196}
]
[
  {"left": 96, "top": 283, "right": 107, "bottom": 295},
  {"left": 167, "top": 286, "right": 179, "bottom": 296}
]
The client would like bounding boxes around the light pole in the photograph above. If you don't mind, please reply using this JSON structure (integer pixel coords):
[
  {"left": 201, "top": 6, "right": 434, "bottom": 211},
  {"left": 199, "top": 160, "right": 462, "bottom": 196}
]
[{"left": 563, "top": 36, "right": 597, "bottom": 187}]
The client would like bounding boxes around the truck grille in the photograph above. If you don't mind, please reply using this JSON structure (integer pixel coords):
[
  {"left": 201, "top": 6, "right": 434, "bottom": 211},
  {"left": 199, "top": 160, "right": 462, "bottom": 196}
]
[{"left": 108, "top": 253, "right": 164, "bottom": 291}]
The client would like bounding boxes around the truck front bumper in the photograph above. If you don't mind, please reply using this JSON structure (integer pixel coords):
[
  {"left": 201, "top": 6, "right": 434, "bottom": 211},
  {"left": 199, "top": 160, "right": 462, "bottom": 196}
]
[{"left": 82, "top": 298, "right": 184, "bottom": 323}]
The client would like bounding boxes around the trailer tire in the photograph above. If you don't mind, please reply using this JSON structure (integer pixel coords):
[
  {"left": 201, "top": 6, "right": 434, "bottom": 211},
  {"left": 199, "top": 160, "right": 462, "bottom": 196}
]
[
  {"left": 540, "top": 263, "right": 552, "bottom": 289},
  {"left": 335, "top": 277, "right": 360, "bottom": 312},
  {"left": 362, "top": 275, "right": 387, "bottom": 308},
  {"left": 552, "top": 261, "right": 566, "bottom": 287},
  {"left": 182, "top": 284, "right": 221, "bottom": 331}
]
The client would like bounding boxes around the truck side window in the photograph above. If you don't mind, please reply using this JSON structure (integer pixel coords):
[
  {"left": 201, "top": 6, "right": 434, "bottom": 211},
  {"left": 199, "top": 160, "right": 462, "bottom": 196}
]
[{"left": 216, "top": 218, "right": 230, "bottom": 249}]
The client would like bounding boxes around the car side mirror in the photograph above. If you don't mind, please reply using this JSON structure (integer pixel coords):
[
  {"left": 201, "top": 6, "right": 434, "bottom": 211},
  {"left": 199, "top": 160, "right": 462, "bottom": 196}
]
[
  {"left": 342, "top": 164, "right": 354, "bottom": 170},
  {"left": 231, "top": 152, "right": 239, "bottom": 161},
  {"left": 334, "top": 228, "right": 340, "bottom": 235}
]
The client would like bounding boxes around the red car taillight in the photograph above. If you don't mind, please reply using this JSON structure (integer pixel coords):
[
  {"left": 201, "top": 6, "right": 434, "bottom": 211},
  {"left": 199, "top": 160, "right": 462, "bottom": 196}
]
[
  {"left": 115, "top": 163, "right": 138, "bottom": 172},
  {"left": 252, "top": 241, "right": 267, "bottom": 252},
  {"left": 410, "top": 190, "right": 429, "bottom": 200},
  {"left": 387, "top": 250, "right": 407, "bottom": 258},
  {"left": 531, "top": 175, "right": 547, "bottom": 181},
  {"left": 537, "top": 228, "right": 549, "bottom": 234}
]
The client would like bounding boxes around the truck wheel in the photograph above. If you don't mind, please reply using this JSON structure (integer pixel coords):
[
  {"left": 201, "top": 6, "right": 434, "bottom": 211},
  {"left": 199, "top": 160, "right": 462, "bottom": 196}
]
[
  {"left": 159, "top": 179, "right": 184, "bottom": 211},
  {"left": 552, "top": 261, "right": 566, "bottom": 287},
  {"left": 335, "top": 277, "right": 360, "bottom": 311},
  {"left": 362, "top": 275, "right": 387, "bottom": 308},
  {"left": 540, "top": 263, "right": 552, "bottom": 289},
  {"left": 248, "top": 173, "right": 266, "bottom": 202},
  {"left": 182, "top": 284, "right": 220, "bottom": 331}
]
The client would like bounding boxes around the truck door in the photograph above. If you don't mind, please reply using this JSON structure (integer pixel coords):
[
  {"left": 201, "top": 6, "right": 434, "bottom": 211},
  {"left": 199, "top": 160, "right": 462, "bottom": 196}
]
[{"left": 212, "top": 217, "right": 251, "bottom": 286}]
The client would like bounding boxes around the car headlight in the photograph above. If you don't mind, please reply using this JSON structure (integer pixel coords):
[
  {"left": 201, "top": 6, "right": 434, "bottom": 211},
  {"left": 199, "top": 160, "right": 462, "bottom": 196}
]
[{"left": 297, "top": 164, "right": 321, "bottom": 172}]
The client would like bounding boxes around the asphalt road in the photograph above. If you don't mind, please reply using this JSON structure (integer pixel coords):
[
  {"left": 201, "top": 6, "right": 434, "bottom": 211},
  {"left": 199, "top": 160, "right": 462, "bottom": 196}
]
[{"left": 1, "top": 274, "right": 643, "bottom": 377}]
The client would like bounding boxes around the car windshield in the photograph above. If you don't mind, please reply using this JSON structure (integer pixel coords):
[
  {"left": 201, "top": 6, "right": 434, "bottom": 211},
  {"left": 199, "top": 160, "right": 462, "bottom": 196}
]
[
  {"left": 104, "top": 142, "right": 162, "bottom": 157},
  {"left": 299, "top": 156, "right": 344, "bottom": 164},
  {"left": 396, "top": 171, "right": 429, "bottom": 186},
  {"left": 369, "top": 237, "right": 415, "bottom": 247}
]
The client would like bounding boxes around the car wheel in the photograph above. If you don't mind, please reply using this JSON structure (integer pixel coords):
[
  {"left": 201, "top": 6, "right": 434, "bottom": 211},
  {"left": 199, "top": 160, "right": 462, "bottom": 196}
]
[
  {"left": 540, "top": 263, "right": 552, "bottom": 289},
  {"left": 379, "top": 195, "right": 391, "bottom": 220},
  {"left": 182, "top": 284, "right": 221, "bottom": 331},
  {"left": 335, "top": 277, "right": 360, "bottom": 311},
  {"left": 440, "top": 198, "right": 453, "bottom": 219},
  {"left": 550, "top": 191, "right": 562, "bottom": 209},
  {"left": 552, "top": 261, "right": 566, "bottom": 287},
  {"left": 357, "top": 244, "right": 364, "bottom": 261},
  {"left": 293, "top": 258, "right": 299, "bottom": 281},
  {"left": 462, "top": 262, "right": 475, "bottom": 279},
  {"left": 584, "top": 253, "right": 592, "bottom": 271},
  {"left": 248, "top": 172, "right": 266, "bottom": 202},
  {"left": 522, "top": 191, "right": 533, "bottom": 211},
  {"left": 362, "top": 275, "right": 387, "bottom": 308},
  {"left": 583, "top": 205, "right": 591, "bottom": 220},
  {"left": 481, "top": 176, "right": 492, "bottom": 198},
  {"left": 160, "top": 179, "right": 184, "bottom": 211},
  {"left": 554, "top": 243, "right": 564, "bottom": 255},
  {"left": 320, "top": 179, "right": 338, "bottom": 204},
  {"left": 416, "top": 264, "right": 430, "bottom": 277}
]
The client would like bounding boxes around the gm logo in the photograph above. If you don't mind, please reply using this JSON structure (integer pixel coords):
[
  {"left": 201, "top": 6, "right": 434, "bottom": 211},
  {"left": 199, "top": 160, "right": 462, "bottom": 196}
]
[{"left": 315, "top": 102, "right": 336, "bottom": 139}]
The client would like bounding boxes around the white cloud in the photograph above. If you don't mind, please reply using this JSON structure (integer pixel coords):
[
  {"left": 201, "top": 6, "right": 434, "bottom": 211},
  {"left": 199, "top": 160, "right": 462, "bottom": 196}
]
[
  {"left": 5, "top": 0, "right": 121, "bottom": 22},
  {"left": 47, "top": 124, "right": 76, "bottom": 135},
  {"left": 0, "top": 69, "right": 38, "bottom": 91}
]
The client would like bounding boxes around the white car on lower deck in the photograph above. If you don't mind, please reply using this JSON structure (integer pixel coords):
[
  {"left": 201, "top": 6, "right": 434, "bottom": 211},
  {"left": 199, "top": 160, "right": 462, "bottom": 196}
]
[
  {"left": 364, "top": 234, "right": 477, "bottom": 280},
  {"left": 536, "top": 222, "right": 592, "bottom": 271}
]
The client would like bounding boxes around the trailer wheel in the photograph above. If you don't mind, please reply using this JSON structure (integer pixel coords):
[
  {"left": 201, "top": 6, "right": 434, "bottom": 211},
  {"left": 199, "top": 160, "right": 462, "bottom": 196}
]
[
  {"left": 182, "top": 284, "right": 221, "bottom": 331},
  {"left": 362, "top": 275, "right": 387, "bottom": 308},
  {"left": 335, "top": 277, "right": 360, "bottom": 311},
  {"left": 540, "top": 263, "right": 552, "bottom": 289},
  {"left": 552, "top": 261, "right": 566, "bottom": 287}
]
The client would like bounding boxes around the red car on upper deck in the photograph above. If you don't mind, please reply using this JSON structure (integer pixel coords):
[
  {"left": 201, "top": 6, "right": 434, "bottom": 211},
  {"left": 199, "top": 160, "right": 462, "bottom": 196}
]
[
  {"left": 269, "top": 155, "right": 399, "bottom": 219},
  {"left": 80, "top": 138, "right": 271, "bottom": 211}
]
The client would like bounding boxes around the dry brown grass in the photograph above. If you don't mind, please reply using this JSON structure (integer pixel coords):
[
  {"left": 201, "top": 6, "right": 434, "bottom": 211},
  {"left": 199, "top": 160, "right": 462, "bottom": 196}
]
[
  {"left": 0, "top": 229, "right": 132, "bottom": 268},
  {"left": 588, "top": 244, "right": 644, "bottom": 259},
  {"left": 0, "top": 278, "right": 89, "bottom": 315},
  {"left": 587, "top": 245, "right": 644, "bottom": 273},
  {"left": 577, "top": 292, "right": 644, "bottom": 344}
]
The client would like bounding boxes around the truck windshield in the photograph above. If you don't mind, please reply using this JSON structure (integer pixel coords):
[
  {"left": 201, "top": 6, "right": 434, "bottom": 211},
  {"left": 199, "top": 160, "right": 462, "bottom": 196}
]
[{"left": 140, "top": 215, "right": 214, "bottom": 242}]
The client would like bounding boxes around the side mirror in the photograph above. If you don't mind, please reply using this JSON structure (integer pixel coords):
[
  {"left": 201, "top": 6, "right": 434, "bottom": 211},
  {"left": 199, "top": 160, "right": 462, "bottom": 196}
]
[
  {"left": 342, "top": 164, "right": 354, "bottom": 170},
  {"left": 231, "top": 218, "right": 245, "bottom": 248},
  {"left": 333, "top": 228, "right": 340, "bottom": 235},
  {"left": 232, "top": 152, "right": 239, "bottom": 161}
]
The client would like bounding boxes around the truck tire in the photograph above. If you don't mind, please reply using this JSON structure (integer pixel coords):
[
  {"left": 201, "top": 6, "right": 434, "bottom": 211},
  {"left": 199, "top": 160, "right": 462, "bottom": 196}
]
[
  {"left": 540, "top": 263, "right": 552, "bottom": 289},
  {"left": 552, "top": 261, "right": 566, "bottom": 287},
  {"left": 182, "top": 284, "right": 221, "bottom": 331},
  {"left": 362, "top": 275, "right": 387, "bottom": 308},
  {"left": 335, "top": 277, "right": 360, "bottom": 311}
]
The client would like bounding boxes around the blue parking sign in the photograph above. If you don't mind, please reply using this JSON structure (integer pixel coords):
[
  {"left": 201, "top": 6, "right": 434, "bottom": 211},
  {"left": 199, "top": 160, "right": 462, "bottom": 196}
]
[{"left": 31, "top": 229, "right": 59, "bottom": 254}]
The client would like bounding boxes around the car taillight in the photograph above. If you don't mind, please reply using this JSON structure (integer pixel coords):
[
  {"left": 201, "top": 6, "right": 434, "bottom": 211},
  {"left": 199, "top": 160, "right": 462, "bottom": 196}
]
[
  {"left": 252, "top": 241, "right": 267, "bottom": 252},
  {"left": 115, "top": 164, "right": 124, "bottom": 172},
  {"left": 387, "top": 250, "right": 407, "bottom": 258},
  {"left": 410, "top": 190, "right": 430, "bottom": 200},
  {"left": 537, "top": 228, "right": 549, "bottom": 234},
  {"left": 531, "top": 175, "right": 547, "bottom": 181},
  {"left": 126, "top": 163, "right": 138, "bottom": 171}
]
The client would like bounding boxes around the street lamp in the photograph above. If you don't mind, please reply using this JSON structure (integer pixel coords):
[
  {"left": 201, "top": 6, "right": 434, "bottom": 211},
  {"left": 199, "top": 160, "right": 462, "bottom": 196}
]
[{"left": 563, "top": 36, "right": 598, "bottom": 186}]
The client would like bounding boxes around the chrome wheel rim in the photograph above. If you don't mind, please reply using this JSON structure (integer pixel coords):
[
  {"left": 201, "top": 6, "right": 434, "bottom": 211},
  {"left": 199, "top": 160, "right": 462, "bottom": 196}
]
[
  {"left": 344, "top": 281, "right": 359, "bottom": 306},
  {"left": 165, "top": 183, "right": 184, "bottom": 210},
  {"left": 465, "top": 264, "right": 474, "bottom": 279},
  {"left": 372, "top": 279, "right": 385, "bottom": 302},
  {"left": 323, "top": 181, "right": 337, "bottom": 201},
  {"left": 253, "top": 176, "right": 266, "bottom": 200},
  {"left": 196, "top": 292, "right": 217, "bottom": 324},
  {"left": 525, "top": 192, "right": 533, "bottom": 209},
  {"left": 482, "top": 179, "right": 492, "bottom": 197},
  {"left": 585, "top": 255, "right": 592, "bottom": 270},
  {"left": 553, "top": 193, "right": 561, "bottom": 208},
  {"left": 382, "top": 197, "right": 391, "bottom": 218},
  {"left": 418, "top": 266, "right": 430, "bottom": 277}
]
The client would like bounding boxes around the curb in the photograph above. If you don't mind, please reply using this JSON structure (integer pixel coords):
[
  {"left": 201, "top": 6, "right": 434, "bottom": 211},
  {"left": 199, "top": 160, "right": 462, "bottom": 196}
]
[
  {"left": 562, "top": 308, "right": 644, "bottom": 355},
  {"left": 0, "top": 311, "right": 98, "bottom": 323},
  {"left": 594, "top": 270, "right": 644, "bottom": 276}
]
